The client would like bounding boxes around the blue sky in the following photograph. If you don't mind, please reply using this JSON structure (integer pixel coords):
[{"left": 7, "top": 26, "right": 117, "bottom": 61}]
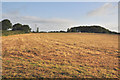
[{"left": 2, "top": 2, "right": 118, "bottom": 32}]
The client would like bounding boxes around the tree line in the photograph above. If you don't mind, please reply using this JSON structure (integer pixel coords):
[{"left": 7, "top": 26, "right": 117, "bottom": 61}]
[
  {"left": 67, "top": 26, "right": 118, "bottom": 34},
  {"left": 0, "top": 19, "right": 118, "bottom": 34},
  {"left": 0, "top": 19, "right": 31, "bottom": 33}
]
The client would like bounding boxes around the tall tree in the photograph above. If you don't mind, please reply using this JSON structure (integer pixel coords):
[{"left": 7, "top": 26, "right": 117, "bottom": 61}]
[
  {"left": 22, "top": 25, "right": 31, "bottom": 33},
  {"left": 0, "top": 22, "right": 2, "bottom": 30},
  {"left": 12, "top": 23, "right": 31, "bottom": 33},
  {"left": 67, "top": 28, "right": 70, "bottom": 32},
  {"left": 12, "top": 23, "right": 22, "bottom": 31},
  {"left": 36, "top": 27, "right": 39, "bottom": 33},
  {"left": 2, "top": 19, "right": 12, "bottom": 30}
]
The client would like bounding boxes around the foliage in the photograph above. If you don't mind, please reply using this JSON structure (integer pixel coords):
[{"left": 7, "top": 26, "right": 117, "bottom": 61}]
[
  {"left": 2, "top": 30, "right": 28, "bottom": 36},
  {"left": 1, "top": 19, "right": 118, "bottom": 35},
  {"left": 1, "top": 19, "right": 12, "bottom": 30},
  {"left": 12, "top": 23, "right": 31, "bottom": 33},
  {"left": 36, "top": 27, "right": 39, "bottom": 33},
  {"left": 48, "top": 30, "right": 66, "bottom": 33},
  {"left": 12, "top": 23, "right": 22, "bottom": 31},
  {"left": 67, "top": 26, "right": 117, "bottom": 34},
  {"left": 1, "top": 19, "right": 31, "bottom": 33},
  {"left": 67, "top": 28, "right": 70, "bottom": 32},
  {"left": 60, "top": 30, "right": 66, "bottom": 33},
  {"left": 21, "top": 25, "right": 31, "bottom": 33}
]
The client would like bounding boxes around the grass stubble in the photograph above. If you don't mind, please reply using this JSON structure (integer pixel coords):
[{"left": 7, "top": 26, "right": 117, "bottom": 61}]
[{"left": 2, "top": 33, "right": 119, "bottom": 78}]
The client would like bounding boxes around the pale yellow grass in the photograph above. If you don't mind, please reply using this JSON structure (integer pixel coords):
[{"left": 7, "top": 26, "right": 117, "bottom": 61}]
[{"left": 2, "top": 33, "right": 119, "bottom": 78}]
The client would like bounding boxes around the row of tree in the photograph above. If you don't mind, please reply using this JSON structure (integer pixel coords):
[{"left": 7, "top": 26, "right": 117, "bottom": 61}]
[
  {"left": 0, "top": 19, "right": 118, "bottom": 34},
  {"left": 67, "top": 26, "right": 117, "bottom": 34},
  {"left": 0, "top": 19, "right": 31, "bottom": 33}
]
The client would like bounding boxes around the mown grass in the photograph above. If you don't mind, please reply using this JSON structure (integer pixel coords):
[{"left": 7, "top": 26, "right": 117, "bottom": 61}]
[{"left": 2, "top": 33, "right": 119, "bottom": 78}]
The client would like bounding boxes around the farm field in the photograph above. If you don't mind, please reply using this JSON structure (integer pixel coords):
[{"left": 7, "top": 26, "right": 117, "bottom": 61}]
[{"left": 2, "top": 33, "right": 119, "bottom": 78}]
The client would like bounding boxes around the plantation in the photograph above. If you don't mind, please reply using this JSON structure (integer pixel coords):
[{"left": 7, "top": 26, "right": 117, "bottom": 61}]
[{"left": 2, "top": 33, "right": 119, "bottom": 78}]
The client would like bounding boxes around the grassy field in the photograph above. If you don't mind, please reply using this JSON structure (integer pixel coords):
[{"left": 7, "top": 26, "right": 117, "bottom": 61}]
[
  {"left": 2, "top": 30, "right": 29, "bottom": 36},
  {"left": 2, "top": 33, "right": 119, "bottom": 78}
]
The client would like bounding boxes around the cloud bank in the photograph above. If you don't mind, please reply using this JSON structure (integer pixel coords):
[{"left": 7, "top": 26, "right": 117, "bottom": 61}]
[{"left": 2, "top": 12, "right": 78, "bottom": 31}]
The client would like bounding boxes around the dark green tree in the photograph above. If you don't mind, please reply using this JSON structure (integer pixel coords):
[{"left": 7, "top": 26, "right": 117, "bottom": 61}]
[
  {"left": 12, "top": 23, "right": 22, "bottom": 31},
  {"left": 36, "top": 27, "right": 39, "bottom": 33},
  {"left": 68, "top": 25, "right": 114, "bottom": 34},
  {"left": 67, "top": 28, "right": 70, "bottom": 32},
  {"left": 1, "top": 19, "right": 12, "bottom": 30},
  {"left": 12, "top": 23, "right": 31, "bottom": 33},
  {"left": 0, "top": 22, "right": 2, "bottom": 30},
  {"left": 22, "top": 25, "right": 31, "bottom": 33}
]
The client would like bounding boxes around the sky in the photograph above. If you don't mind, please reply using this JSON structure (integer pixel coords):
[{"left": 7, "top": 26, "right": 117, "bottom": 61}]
[{"left": 2, "top": 2, "right": 118, "bottom": 32}]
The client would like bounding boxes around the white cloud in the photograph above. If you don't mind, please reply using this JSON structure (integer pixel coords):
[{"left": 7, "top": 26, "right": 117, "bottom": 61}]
[
  {"left": 87, "top": 3, "right": 117, "bottom": 16},
  {"left": 2, "top": 2, "right": 118, "bottom": 32},
  {"left": 86, "top": 3, "right": 118, "bottom": 32},
  {"left": 2, "top": 13, "right": 78, "bottom": 31}
]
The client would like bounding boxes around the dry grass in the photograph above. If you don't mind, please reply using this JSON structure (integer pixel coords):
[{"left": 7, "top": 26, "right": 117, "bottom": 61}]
[{"left": 2, "top": 33, "right": 119, "bottom": 78}]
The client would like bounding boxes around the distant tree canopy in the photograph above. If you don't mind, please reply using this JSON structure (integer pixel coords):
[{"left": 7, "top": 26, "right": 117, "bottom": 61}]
[
  {"left": 22, "top": 25, "right": 31, "bottom": 32},
  {"left": 67, "top": 28, "right": 70, "bottom": 32},
  {"left": 1, "top": 19, "right": 31, "bottom": 33},
  {"left": 12, "top": 23, "right": 22, "bottom": 31},
  {"left": 1, "top": 19, "right": 118, "bottom": 34},
  {"left": 1, "top": 19, "right": 12, "bottom": 30},
  {"left": 12, "top": 23, "right": 31, "bottom": 32},
  {"left": 48, "top": 30, "right": 66, "bottom": 33},
  {"left": 0, "top": 22, "right": 2, "bottom": 30},
  {"left": 36, "top": 27, "right": 39, "bottom": 33},
  {"left": 67, "top": 26, "right": 117, "bottom": 34}
]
